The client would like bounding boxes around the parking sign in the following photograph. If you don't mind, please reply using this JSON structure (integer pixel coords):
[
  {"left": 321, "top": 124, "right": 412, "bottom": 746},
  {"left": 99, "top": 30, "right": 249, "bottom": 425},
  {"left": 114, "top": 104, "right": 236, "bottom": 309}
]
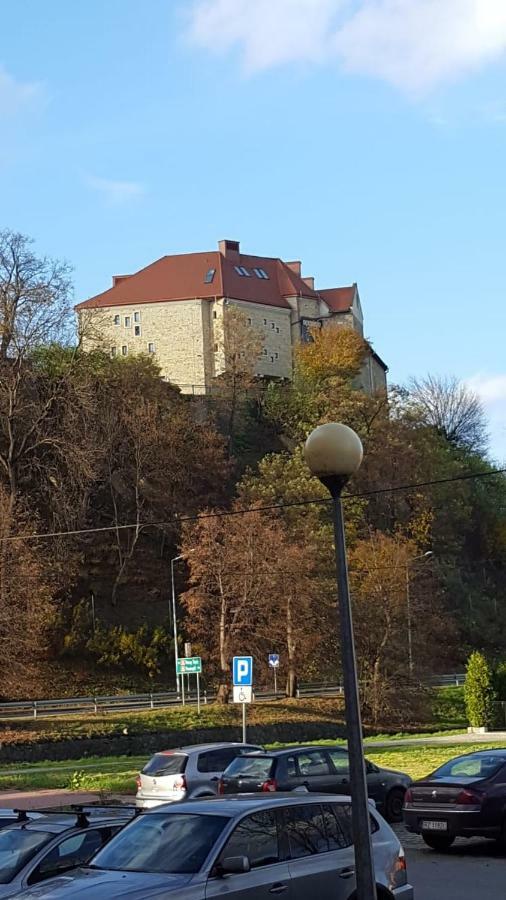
[{"left": 233, "top": 656, "right": 253, "bottom": 686}]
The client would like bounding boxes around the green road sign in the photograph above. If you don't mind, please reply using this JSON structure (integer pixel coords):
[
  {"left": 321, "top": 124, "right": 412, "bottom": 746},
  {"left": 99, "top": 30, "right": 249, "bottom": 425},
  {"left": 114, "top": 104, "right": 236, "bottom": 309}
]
[{"left": 177, "top": 656, "right": 202, "bottom": 674}]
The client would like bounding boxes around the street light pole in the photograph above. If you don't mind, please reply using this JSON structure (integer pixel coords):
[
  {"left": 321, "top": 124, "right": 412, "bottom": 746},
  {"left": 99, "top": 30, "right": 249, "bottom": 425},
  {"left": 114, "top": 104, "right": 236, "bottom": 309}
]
[{"left": 304, "top": 423, "right": 376, "bottom": 900}]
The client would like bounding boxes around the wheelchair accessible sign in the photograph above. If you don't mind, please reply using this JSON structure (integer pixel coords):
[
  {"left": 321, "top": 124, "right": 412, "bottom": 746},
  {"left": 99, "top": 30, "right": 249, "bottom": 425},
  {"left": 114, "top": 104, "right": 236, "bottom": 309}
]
[{"left": 233, "top": 656, "right": 253, "bottom": 704}]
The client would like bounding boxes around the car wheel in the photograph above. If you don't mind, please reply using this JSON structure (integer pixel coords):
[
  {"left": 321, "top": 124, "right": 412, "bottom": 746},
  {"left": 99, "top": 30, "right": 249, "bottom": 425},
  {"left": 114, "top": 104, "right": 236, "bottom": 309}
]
[
  {"left": 422, "top": 833, "right": 455, "bottom": 851},
  {"left": 384, "top": 787, "right": 405, "bottom": 822}
]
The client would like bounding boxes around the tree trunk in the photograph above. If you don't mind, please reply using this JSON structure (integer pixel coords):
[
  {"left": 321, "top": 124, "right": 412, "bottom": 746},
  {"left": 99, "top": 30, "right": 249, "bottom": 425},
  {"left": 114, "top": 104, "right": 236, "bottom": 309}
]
[
  {"left": 217, "top": 575, "right": 229, "bottom": 703},
  {"left": 285, "top": 592, "right": 298, "bottom": 697}
]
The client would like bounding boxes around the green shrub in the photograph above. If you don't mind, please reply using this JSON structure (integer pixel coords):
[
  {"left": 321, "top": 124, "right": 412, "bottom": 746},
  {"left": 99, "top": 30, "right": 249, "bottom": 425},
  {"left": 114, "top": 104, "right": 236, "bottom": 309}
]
[
  {"left": 493, "top": 661, "right": 506, "bottom": 701},
  {"left": 464, "top": 651, "right": 495, "bottom": 728}
]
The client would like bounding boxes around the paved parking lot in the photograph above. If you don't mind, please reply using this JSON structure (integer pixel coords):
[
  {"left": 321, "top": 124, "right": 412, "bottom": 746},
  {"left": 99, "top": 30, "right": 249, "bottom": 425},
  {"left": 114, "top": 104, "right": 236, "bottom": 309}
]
[{"left": 396, "top": 825, "right": 505, "bottom": 900}]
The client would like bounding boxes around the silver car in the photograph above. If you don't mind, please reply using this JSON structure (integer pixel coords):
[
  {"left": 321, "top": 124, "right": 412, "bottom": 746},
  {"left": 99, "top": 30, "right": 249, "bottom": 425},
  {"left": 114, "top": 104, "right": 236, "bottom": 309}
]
[
  {"left": 136, "top": 742, "right": 262, "bottom": 808},
  {"left": 0, "top": 808, "right": 131, "bottom": 898},
  {"left": 11, "top": 794, "right": 414, "bottom": 899}
]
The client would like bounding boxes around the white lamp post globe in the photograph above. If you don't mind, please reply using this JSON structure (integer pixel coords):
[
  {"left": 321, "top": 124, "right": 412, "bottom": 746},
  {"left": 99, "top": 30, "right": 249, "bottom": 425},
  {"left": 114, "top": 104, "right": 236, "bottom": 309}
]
[{"left": 304, "top": 423, "right": 363, "bottom": 480}]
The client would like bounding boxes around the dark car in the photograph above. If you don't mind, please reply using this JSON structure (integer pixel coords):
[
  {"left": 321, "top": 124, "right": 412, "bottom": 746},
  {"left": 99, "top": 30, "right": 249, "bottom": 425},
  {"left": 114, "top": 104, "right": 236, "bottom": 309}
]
[
  {"left": 219, "top": 746, "right": 411, "bottom": 821},
  {"left": 403, "top": 748, "right": 506, "bottom": 850}
]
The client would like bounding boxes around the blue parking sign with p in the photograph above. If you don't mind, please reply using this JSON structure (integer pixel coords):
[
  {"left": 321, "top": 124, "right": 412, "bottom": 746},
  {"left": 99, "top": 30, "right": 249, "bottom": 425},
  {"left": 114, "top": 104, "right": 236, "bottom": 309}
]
[{"left": 233, "top": 656, "right": 253, "bottom": 687}]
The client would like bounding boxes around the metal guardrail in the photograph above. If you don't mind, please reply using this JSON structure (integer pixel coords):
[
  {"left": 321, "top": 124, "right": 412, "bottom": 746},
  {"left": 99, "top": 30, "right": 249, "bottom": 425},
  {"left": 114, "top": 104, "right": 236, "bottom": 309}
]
[{"left": 0, "top": 675, "right": 465, "bottom": 721}]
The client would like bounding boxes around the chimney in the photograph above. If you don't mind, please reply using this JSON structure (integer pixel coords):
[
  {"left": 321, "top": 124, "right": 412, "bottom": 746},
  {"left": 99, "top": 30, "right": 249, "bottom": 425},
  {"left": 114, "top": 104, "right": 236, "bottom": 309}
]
[
  {"left": 286, "top": 261, "right": 301, "bottom": 276},
  {"left": 218, "top": 239, "right": 240, "bottom": 260},
  {"left": 112, "top": 275, "right": 131, "bottom": 287},
  {"left": 302, "top": 276, "right": 315, "bottom": 290}
]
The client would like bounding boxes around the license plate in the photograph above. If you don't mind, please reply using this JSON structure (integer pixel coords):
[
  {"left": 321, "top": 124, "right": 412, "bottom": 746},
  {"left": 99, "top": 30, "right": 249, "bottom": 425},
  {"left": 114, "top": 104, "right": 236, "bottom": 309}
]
[{"left": 421, "top": 820, "right": 448, "bottom": 832}]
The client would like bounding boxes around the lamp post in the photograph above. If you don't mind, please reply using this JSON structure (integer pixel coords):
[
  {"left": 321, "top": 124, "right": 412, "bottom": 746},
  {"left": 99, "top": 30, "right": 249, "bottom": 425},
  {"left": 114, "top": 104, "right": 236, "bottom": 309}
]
[
  {"left": 406, "top": 551, "right": 433, "bottom": 676},
  {"left": 304, "top": 422, "right": 376, "bottom": 900}
]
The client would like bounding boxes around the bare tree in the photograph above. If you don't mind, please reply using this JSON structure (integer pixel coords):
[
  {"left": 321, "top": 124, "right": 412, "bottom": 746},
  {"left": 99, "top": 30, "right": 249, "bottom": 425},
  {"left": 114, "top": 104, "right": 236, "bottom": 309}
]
[
  {"left": 0, "top": 229, "right": 73, "bottom": 360},
  {"left": 409, "top": 374, "right": 488, "bottom": 453}
]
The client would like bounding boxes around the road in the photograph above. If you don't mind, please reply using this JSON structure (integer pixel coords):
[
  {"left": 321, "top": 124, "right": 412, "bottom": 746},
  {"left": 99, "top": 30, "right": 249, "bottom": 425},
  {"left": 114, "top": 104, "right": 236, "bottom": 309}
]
[{"left": 395, "top": 824, "right": 505, "bottom": 899}]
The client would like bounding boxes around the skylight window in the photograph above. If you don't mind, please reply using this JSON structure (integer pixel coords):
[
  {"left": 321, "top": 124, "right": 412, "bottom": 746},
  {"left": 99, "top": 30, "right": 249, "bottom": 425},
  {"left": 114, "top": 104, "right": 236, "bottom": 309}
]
[
  {"left": 204, "top": 268, "right": 216, "bottom": 284},
  {"left": 253, "top": 267, "right": 269, "bottom": 279},
  {"left": 234, "top": 266, "right": 251, "bottom": 277}
]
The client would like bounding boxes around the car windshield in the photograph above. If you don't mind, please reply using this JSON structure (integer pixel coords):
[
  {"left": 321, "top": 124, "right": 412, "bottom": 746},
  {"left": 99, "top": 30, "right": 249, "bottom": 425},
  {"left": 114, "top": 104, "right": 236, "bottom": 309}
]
[
  {"left": 90, "top": 813, "right": 228, "bottom": 874},
  {"left": 0, "top": 829, "right": 53, "bottom": 883},
  {"left": 224, "top": 756, "right": 274, "bottom": 778},
  {"left": 142, "top": 753, "right": 187, "bottom": 777},
  {"left": 432, "top": 753, "right": 506, "bottom": 780}
]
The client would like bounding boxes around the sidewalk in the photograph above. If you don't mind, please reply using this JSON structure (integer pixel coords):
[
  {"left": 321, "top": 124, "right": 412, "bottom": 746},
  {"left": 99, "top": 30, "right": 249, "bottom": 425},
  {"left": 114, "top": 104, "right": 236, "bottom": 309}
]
[
  {"left": 0, "top": 789, "right": 101, "bottom": 809},
  {"left": 364, "top": 730, "right": 506, "bottom": 750}
]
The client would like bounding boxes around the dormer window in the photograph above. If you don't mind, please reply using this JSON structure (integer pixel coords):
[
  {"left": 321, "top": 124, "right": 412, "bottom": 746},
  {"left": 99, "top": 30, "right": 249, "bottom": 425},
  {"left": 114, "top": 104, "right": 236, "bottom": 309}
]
[{"left": 204, "top": 268, "right": 216, "bottom": 284}]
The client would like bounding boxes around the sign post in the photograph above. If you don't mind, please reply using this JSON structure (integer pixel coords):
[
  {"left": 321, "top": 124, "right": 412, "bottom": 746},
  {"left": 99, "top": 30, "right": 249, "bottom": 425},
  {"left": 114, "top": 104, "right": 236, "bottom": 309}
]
[
  {"left": 177, "top": 657, "right": 202, "bottom": 711},
  {"left": 268, "top": 654, "right": 280, "bottom": 696},
  {"left": 232, "top": 656, "right": 253, "bottom": 743}
]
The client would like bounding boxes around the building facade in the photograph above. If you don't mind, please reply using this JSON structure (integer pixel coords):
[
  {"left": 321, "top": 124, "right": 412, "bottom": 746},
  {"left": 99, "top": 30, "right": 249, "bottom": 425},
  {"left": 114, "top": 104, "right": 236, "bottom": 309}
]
[{"left": 76, "top": 239, "right": 387, "bottom": 394}]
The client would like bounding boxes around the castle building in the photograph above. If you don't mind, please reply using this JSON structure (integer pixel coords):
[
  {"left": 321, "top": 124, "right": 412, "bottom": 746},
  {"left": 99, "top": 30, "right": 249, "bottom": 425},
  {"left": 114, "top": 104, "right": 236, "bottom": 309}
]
[{"left": 76, "top": 239, "right": 387, "bottom": 394}]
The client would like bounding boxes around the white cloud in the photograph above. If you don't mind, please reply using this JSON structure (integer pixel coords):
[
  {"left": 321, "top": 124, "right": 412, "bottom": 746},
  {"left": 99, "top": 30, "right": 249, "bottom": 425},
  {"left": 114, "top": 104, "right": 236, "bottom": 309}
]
[
  {"left": 85, "top": 174, "right": 146, "bottom": 205},
  {"left": 467, "top": 373, "right": 506, "bottom": 462},
  {"left": 187, "top": 0, "right": 506, "bottom": 92},
  {"left": 0, "top": 65, "right": 43, "bottom": 115}
]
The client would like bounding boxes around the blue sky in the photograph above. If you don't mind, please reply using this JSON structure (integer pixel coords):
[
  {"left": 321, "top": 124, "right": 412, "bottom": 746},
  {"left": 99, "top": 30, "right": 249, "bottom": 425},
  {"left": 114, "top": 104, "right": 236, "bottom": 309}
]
[{"left": 1, "top": 0, "right": 506, "bottom": 458}]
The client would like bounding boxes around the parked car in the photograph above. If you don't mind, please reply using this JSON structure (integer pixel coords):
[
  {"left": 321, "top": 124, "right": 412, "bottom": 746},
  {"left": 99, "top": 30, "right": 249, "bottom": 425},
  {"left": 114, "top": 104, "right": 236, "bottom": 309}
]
[
  {"left": 404, "top": 747, "right": 506, "bottom": 850},
  {"left": 9, "top": 794, "right": 414, "bottom": 899},
  {"left": 219, "top": 746, "right": 411, "bottom": 821},
  {"left": 0, "top": 807, "right": 133, "bottom": 897},
  {"left": 136, "top": 742, "right": 263, "bottom": 808}
]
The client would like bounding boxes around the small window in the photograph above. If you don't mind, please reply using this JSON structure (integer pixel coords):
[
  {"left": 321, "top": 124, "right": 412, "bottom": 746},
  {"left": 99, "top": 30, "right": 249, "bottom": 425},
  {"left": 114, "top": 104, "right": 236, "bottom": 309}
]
[
  {"left": 271, "top": 322, "right": 275, "bottom": 330},
  {"left": 204, "top": 268, "right": 216, "bottom": 284},
  {"left": 276, "top": 326, "right": 280, "bottom": 333},
  {"left": 197, "top": 748, "right": 238, "bottom": 774},
  {"left": 220, "top": 810, "right": 278, "bottom": 869},
  {"left": 148, "top": 342, "right": 155, "bottom": 354},
  {"left": 121, "top": 345, "right": 128, "bottom": 356},
  {"left": 213, "top": 311, "right": 217, "bottom": 319},
  {"left": 274, "top": 352, "right": 279, "bottom": 359},
  {"left": 110, "top": 347, "right": 117, "bottom": 358},
  {"left": 283, "top": 804, "right": 329, "bottom": 858},
  {"left": 134, "top": 312, "right": 140, "bottom": 323},
  {"left": 263, "top": 318, "right": 267, "bottom": 325},
  {"left": 270, "top": 355, "right": 274, "bottom": 363},
  {"left": 322, "top": 804, "right": 352, "bottom": 850},
  {"left": 234, "top": 265, "right": 251, "bottom": 277},
  {"left": 296, "top": 750, "right": 332, "bottom": 777},
  {"left": 134, "top": 325, "right": 141, "bottom": 336},
  {"left": 257, "top": 267, "right": 269, "bottom": 279},
  {"left": 329, "top": 750, "right": 349, "bottom": 774},
  {"left": 262, "top": 348, "right": 268, "bottom": 356},
  {"left": 214, "top": 343, "right": 218, "bottom": 352},
  {"left": 247, "top": 317, "right": 252, "bottom": 325},
  {"left": 124, "top": 316, "right": 131, "bottom": 327},
  {"left": 113, "top": 314, "right": 120, "bottom": 326}
]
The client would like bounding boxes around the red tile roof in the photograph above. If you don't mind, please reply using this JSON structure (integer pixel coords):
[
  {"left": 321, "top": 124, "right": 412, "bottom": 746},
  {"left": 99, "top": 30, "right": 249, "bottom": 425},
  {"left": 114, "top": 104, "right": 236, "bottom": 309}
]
[
  {"left": 76, "top": 244, "right": 348, "bottom": 313},
  {"left": 319, "top": 286, "right": 356, "bottom": 313}
]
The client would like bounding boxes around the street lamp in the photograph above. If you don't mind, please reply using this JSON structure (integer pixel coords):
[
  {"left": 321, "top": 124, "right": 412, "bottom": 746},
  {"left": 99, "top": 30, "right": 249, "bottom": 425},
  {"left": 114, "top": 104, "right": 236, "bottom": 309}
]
[
  {"left": 170, "top": 551, "right": 194, "bottom": 693},
  {"left": 406, "top": 551, "right": 433, "bottom": 676},
  {"left": 304, "top": 422, "right": 376, "bottom": 900}
]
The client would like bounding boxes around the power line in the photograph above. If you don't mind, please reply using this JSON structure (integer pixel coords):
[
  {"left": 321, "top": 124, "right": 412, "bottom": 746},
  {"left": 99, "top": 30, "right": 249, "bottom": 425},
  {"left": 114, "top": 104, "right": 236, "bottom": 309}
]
[{"left": 2, "top": 465, "right": 505, "bottom": 545}]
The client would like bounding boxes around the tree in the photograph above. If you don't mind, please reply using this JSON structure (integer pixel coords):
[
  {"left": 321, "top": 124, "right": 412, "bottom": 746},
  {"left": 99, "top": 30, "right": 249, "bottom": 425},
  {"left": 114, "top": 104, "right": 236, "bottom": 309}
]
[
  {"left": 180, "top": 506, "right": 324, "bottom": 699},
  {"left": 348, "top": 531, "right": 448, "bottom": 724},
  {"left": 0, "top": 229, "right": 73, "bottom": 360},
  {"left": 408, "top": 374, "right": 487, "bottom": 453},
  {"left": 465, "top": 651, "right": 495, "bottom": 728},
  {"left": 295, "top": 323, "right": 366, "bottom": 383},
  {"left": 213, "top": 305, "right": 264, "bottom": 455},
  {"left": 0, "top": 488, "right": 56, "bottom": 696}
]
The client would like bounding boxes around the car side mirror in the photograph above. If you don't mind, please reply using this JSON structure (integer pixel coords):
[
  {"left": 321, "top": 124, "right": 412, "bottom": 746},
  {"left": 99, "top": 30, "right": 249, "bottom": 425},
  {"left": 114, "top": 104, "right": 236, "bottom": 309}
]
[{"left": 220, "top": 856, "right": 251, "bottom": 875}]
